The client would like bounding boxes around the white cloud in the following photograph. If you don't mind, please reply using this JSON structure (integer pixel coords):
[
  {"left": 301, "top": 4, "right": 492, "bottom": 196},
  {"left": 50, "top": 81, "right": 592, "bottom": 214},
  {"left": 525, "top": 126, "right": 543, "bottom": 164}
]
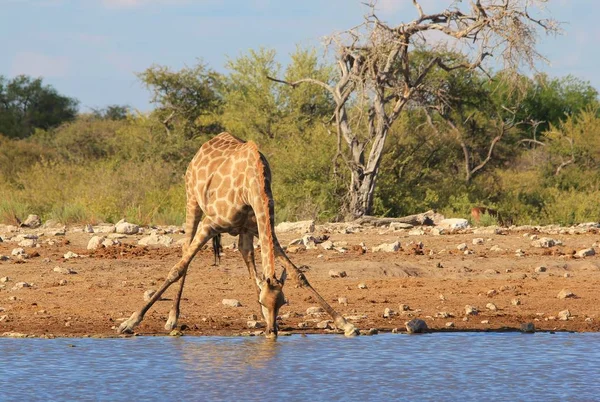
[{"left": 11, "top": 52, "right": 71, "bottom": 78}]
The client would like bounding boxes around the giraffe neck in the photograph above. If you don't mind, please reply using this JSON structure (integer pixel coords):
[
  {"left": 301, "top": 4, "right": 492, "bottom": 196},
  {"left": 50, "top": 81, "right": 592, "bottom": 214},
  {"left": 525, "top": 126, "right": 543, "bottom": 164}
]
[{"left": 246, "top": 142, "right": 277, "bottom": 280}]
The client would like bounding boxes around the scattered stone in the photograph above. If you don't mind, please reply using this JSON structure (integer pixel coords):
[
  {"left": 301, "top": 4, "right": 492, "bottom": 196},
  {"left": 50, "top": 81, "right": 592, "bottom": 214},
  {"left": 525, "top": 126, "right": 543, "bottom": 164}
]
[
  {"left": 12, "top": 282, "right": 31, "bottom": 290},
  {"left": 21, "top": 214, "right": 42, "bottom": 228},
  {"left": 389, "top": 222, "right": 413, "bottom": 230},
  {"left": 169, "top": 330, "right": 183, "bottom": 337},
  {"left": 431, "top": 227, "right": 444, "bottom": 236},
  {"left": 405, "top": 318, "right": 429, "bottom": 334},
  {"left": 87, "top": 236, "right": 106, "bottom": 250},
  {"left": 436, "top": 262, "right": 443, "bottom": 269},
  {"left": 328, "top": 270, "right": 347, "bottom": 278},
  {"left": 486, "top": 289, "right": 498, "bottom": 297},
  {"left": 520, "top": 322, "right": 536, "bottom": 333},
  {"left": 464, "top": 250, "right": 473, "bottom": 255},
  {"left": 316, "top": 320, "right": 331, "bottom": 329},
  {"left": 457, "top": 243, "right": 468, "bottom": 251},
  {"left": 534, "top": 266, "right": 547, "bottom": 273},
  {"left": 58, "top": 279, "right": 68, "bottom": 286},
  {"left": 63, "top": 251, "right": 79, "bottom": 259},
  {"left": 480, "top": 320, "right": 490, "bottom": 324},
  {"left": 306, "top": 306, "right": 324, "bottom": 315},
  {"left": 486, "top": 303, "right": 498, "bottom": 311},
  {"left": 102, "top": 238, "right": 120, "bottom": 248},
  {"left": 2, "top": 332, "right": 28, "bottom": 338},
  {"left": 371, "top": 241, "right": 400, "bottom": 253},
  {"left": 557, "top": 289, "right": 576, "bottom": 299},
  {"left": 338, "top": 297, "right": 348, "bottom": 305},
  {"left": 222, "top": 299, "right": 242, "bottom": 307},
  {"left": 115, "top": 220, "right": 139, "bottom": 235},
  {"left": 275, "top": 220, "right": 315, "bottom": 234},
  {"left": 439, "top": 218, "right": 469, "bottom": 231},
  {"left": 18, "top": 239, "right": 37, "bottom": 248},
  {"left": 515, "top": 249, "right": 526, "bottom": 257},
  {"left": 84, "top": 224, "right": 94, "bottom": 233},
  {"left": 143, "top": 289, "right": 156, "bottom": 302},
  {"left": 576, "top": 248, "right": 595, "bottom": 258},
  {"left": 320, "top": 240, "right": 334, "bottom": 250},
  {"left": 0, "top": 255, "right": 9, "bottom": 261},
  {"left": 408, "top": 229, "right": 425, "bottom": 236},
  {"left": 564, "top": 272, "right": 571, "bottom": 278},
  {"left": 53, "top": 266, "right": 76, "bottom": 275},
  {"left": 11, "top": 248, "right": 26, "bottom": 257},
  {"left": 558, "top": 309, "right": 571, "bottom": 321},
  {"left": 490, "top": 245, "right": 503, "bottom": 252},
  {"left": 531, "top": 237, "right": 559, "bottom": 248},
  {"left": 357, "top": 282, "right": 368, "bottom": 289},
  {"left": 445, "top": 322, "right": 455, "bottom": 328},
  {"left": 465, "top": 305, "right": 479, "bottom": 315},
  {"left": 399, "top": 304, "right": 410, "bottom": 311},
  {"left": 511, "top": 298, "right": 521, "bottom": 306},
  {"left": 472, "top": 238, "right": 484, "bottom": 245},
  {"left": 484, "top": 269, "right": 499, "bottom": 275},
  {"left": 0, "top": 277, "right": 9, "bottom": 282},
  {"left": 297, "top": 322, "right": 309, "bottom": 328},
  {"left": 247, "top": 320, "right": 264, "bottom": 329},
  {"left": 383, "top": 307, "right": 395, "bottom": 318},
  {"left": 436, "top": 311, "right": 452, "bottom": 318},
  {"left": 138, "top": 233, "right": 173, "bottom": 247}
]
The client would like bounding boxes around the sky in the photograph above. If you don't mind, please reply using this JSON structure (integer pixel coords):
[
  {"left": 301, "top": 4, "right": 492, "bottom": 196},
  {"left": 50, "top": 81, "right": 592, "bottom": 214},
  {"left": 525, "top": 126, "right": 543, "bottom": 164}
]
[{"left": 2, "top": 0, "right": 599, "bottom": 112}]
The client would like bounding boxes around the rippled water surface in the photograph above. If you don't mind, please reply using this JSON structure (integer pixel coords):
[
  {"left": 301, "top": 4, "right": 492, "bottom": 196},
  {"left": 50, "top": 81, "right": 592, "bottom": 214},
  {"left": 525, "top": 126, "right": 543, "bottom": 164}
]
[{"left": 1, "top": 332, "right": 599, "bottom": 401}]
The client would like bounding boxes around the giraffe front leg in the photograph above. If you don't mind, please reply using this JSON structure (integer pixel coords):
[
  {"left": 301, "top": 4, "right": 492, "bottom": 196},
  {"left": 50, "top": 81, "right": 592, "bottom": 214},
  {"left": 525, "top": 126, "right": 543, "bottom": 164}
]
[{"left": 165, "top": 268, "right": 188, "bottom": 331}]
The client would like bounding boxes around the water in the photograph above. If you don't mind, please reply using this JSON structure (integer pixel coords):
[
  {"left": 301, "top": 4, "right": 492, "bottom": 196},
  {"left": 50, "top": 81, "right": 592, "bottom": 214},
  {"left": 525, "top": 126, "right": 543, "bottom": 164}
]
[{"left": 1, "top": 332, "right": 599, "bottom": 401}]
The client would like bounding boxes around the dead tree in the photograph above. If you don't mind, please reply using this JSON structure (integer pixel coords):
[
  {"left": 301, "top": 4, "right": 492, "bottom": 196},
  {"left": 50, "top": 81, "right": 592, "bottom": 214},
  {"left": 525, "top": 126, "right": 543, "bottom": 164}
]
[{"left": 269, "top": 0, "right": 559, "bottom": 219}]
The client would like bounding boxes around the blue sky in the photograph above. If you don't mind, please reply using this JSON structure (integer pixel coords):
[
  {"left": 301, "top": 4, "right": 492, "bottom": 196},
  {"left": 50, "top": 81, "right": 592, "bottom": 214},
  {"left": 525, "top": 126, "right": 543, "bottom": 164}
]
[{"left": 2, "top": 0, "right": 598, "bottom": 112}]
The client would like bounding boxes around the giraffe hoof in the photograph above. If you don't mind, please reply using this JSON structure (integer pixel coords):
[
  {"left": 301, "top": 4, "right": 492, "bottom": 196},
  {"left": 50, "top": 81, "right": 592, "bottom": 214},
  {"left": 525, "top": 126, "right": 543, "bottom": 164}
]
[
  {"left": 117, "top": 313, "right": 141, "bottom": 334},
  {"left": 343, "top": 323, "right": 359, "bottom": 337}
]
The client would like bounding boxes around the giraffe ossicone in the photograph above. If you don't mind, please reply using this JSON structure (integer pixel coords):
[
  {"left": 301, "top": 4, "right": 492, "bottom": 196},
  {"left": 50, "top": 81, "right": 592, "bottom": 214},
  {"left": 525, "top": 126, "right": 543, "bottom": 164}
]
[{"left": 118, "top": 132, "right": 358, "bottom": 338}]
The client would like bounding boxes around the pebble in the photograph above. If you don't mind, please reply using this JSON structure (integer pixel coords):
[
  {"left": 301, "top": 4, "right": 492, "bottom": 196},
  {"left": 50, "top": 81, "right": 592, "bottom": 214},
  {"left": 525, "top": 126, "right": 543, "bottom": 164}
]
[
  {"left": 558, "top": 309, "right": 571, "bottom": 321},
  {"left": 534, "top": 266, "right": 547, "bottom": 273},
  {"left": 316, "top": 320, "right": 331, "bottom": 329},
  {"left": 11, "top": 282, "right": 31, "bottom": 290},
  {"left": 457, "top": 243, "right": 468, "bottom": 251},
  {"left": 87, "top": 236, "right": 106, "bottom": 250},
  {"left": 465, "top": 305, "right": 479, "bottom": 315},
  {"left": 338, "top": 297, "right": 348, "bottom": 305},
  {"left": 247, "top": 320, "right": 264, "bottom": 329},
  {"left": 357, "top": 283, "right": 368, "bottom": 289},
  {"left": 383, "top": 308, "right": 395, "bottom": 318},
  {"left": 486, "top": 289, "right": 498, "bottom": 297},
  {"left": 63, "top": 251, "right": 79, "bottom": 259},
  {"left": 143, "top": 290, "right": 156, "bottom": 302},
  {"left": 53, "top": 266, "right": 76, "bottom": 275},
  {"left": 371, "top": 241, "right": 400, "bottom": 252},
  {"left": 557, "top": 289, "right": 576, "bottom": 299},
  {"left": 511, "top": 298, "right": 521, "bottom": 306},
  {"left": 576, "top": 248, "right": 595, "bottom": 258},
  {"left": 0, "top": 255, "right": 9, "bottom": 261},
  {"left": 328, "top": 270, "right": 347, "bottom": 278},
  {"left": 472, "top": 238, "right": 484, "bottom": 245},
  {"left": 306, "top": 306, "right": 324, "bottom": 315},
  {"left": 0, "top": 277, "right": 9, "bottom": 283},
  {"left": 405, "top": 318, "right": 428, "bottom": 334},
  {"left": 480, "top": 320, "right": 489, "bottom": 324},
  {"left": 445, "top": 322, "right": 455, "bottom": 328},
  {"left": 486, "top": 303, "right": 498, "bottom": 311},
  {"left": 399, "top": 304, "right": 410, "bottom": 311},
  {"left": 222, "top": 299, "right": 242, "bottom": 307}
]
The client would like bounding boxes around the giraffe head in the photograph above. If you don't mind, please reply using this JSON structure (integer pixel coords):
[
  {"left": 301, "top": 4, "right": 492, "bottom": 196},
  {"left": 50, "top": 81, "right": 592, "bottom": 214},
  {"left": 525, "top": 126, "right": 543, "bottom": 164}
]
[{"left": 255, "top": 269, "right": 287, "bottom": 339}]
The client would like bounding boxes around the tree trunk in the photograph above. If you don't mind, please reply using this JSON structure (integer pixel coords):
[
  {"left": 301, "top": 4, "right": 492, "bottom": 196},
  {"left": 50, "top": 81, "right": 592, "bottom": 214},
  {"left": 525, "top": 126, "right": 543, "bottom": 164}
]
[{"left": 349, "top": 169, "right": 377, "bottom": 219}]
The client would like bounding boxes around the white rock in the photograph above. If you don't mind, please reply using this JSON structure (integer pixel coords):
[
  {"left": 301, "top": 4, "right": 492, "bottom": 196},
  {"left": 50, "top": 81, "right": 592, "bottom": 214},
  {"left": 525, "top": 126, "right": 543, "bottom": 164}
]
[
  {"left": 457, "top": 243, "right": 468, "bottom": 251},
  {"left": 531, "top": 237, "right": 558, "bottom": 248},
  {"left": 22, "top": 214, "right": 42, "bottom": 228},
  {"left": 143, "top": 289, "right": 156, "bottom": 302},
  {"left": 576, "top": 248, "right": 595, "bottom": 258},
  {"left": 306, "top": 306, "right": 324, "bottom": 315},
  {"left": 93, "top": 225, "right": 116, "bottom": 233},
  {"left": 357, "top": 283, "right": 368, "bottom": 289},
  {"left": 389, "top": 222, "right": 413, "bottom": 230},
  {"left": 53, "top": 266, "right": 76, "bottom": 275},
  {"left": 102, "top": 238, "right": 120, "bottom": 248},
  {"left": 12, "top": 282, "right": 31, "bottom": 290},
  {"left": 18, "top": 239, "right": 36, "bottom": 248},
  {"left": 84, "top": 224, "right": 94, "bottom": 233},
  {"left": 338, "top": 297, "right": 348, "bottom": 305},
  {"left": 328, "top": 270, "right": 347, "bottom": 278},
  {"left": 247, "top": 320, "right": 264, "bottom": 329},
  {"left": 439, "top": 218, "right": 469, "bottom": 231},
  {"left": 115, "top": 220, "right": 139, "bottom": 235},
  {"left": 87, "top": 236, "right": 106, "bottom": 250},
  {"left": 222, "top": 299, "right": 242, "bottom": 307},
  {"left": 558, "top": 309, "right": 571, "bottom": 321},
  {"left": 275, "top": 220, "right": 315, "bottom": 234},
  {"left": 138, "top": 233, "right": 173, "bottom": 247},
  {"left": 557, "top": 289, "right": 576, "bottom": 299},
  {"left": 534, "top": 266, "right": 547, "bottom": 273},
  {"left": 472, "top": 238, "right": 484, "bottom": 245},
  {"left": 408, "top": 229, "right": 425, "bottom": 236},
  {"left": 431, "top": 227, "right": 445, "bottom": 236},
  {"left": 372, "top": 241, "right": 400, "bottom": 252},
  {"left": 486, "top": 303, "right": 498, "bottom": 311},
  {"left": 465, "top": 305, "right": 479, "bottom": 315},
  {"left": 490, "top": 245, "right": 503, "bottom": 252},
  {"left": 63, "top": 251, "right": 79, "bottom": 259},
  {"left": 11, "top": 248, "right": 26, "bottom": 256},
  {"left": 320, "top": 240, "right": 334, "bottom": 250}
]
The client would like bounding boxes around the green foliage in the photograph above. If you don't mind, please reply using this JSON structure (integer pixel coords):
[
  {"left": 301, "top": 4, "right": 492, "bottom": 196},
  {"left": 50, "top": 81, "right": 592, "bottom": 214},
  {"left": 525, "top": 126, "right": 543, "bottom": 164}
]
[{"left": 0, "top": 75, "right": 78, "bottom": 139}]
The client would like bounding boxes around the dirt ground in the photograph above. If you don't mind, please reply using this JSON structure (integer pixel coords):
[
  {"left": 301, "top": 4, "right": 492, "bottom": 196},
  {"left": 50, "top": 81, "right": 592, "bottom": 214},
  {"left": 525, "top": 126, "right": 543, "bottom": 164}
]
[{"left": 1, "top": 222, "right": 599, "bottom": 338}]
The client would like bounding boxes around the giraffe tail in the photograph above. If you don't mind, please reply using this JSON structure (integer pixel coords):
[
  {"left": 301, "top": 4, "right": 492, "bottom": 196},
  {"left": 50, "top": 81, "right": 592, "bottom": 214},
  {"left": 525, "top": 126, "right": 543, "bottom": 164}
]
[{"left": 212, "top": 233, "right": 222, "bottom": 266}]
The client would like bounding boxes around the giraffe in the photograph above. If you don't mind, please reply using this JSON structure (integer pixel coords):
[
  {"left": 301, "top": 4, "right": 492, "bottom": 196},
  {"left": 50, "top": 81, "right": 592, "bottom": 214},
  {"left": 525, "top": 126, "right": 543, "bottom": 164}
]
[{"left": 118, "top": 132, "right": 358, "bottom": 338}]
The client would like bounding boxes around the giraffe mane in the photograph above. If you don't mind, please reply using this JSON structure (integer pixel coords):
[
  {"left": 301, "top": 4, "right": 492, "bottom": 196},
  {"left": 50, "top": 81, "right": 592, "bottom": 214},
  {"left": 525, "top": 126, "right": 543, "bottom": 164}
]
[{"left": 247, "top": 140, "right": 276, "bottom": 279}]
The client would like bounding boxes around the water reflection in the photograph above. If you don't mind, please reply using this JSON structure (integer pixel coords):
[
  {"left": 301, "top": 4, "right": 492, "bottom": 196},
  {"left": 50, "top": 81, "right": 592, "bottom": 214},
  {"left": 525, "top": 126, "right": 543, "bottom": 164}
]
[{"left": 1, "top": 333, "right": 600, "bottom": 401}]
